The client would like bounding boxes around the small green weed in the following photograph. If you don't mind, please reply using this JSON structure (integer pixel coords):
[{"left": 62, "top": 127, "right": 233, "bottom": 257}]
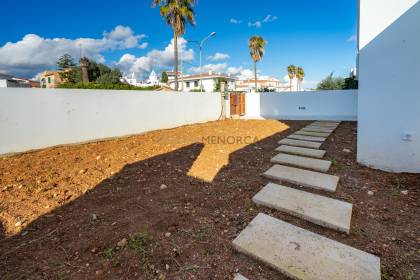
[{"left": 128, "top": 232, "right": 154, "bottom": 258}]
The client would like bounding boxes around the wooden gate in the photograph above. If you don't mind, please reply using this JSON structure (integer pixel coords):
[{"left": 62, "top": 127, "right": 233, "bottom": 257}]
[{"left": 230, "top": 93, "right": 246, "bottom": 116}]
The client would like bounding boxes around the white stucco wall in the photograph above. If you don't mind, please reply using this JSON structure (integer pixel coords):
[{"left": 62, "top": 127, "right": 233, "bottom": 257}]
[
  {"left": 255, "top": 90, "right": 358, "bottom": 121},
  {"left": 358, "top": 0, "right": 420, "bottom": 173},
  {"left": 0, "top": 88, "right": 222, "bottom": 155}
]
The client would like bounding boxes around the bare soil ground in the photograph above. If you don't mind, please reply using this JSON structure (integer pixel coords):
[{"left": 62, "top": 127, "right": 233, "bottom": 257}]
[{"left": 0, "top": 120, "right": 419, "bottom": 280}]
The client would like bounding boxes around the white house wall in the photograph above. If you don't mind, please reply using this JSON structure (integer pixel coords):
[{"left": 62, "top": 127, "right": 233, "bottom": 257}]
[
  {"left": 357, "top": 0, "right": 420, "bottom": 173},
  {"left": 0, "top": 88, "right": 222, "bottom": 155},
  {"left": 255, "top": 90, "right": 358, "bottom": 121}
]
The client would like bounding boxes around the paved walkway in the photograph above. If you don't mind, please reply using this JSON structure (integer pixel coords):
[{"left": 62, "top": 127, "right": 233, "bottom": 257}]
[{"left": 232, "top": 121, "right": 381, "bottom": 280}]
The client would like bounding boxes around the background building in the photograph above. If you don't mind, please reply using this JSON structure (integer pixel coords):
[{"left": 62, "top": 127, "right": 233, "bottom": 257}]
[
  {"left": 40, "top": 71, "right": 66, "bottom": 88},
  {"left": 169, "top": 71, "right": 236, "bottom": 92},
  {"left": 0, "top": 73, "right": 39, "bottom": 88}
]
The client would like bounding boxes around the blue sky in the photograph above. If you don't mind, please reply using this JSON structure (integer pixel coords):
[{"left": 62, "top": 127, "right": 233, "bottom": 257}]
[{"left": 0, "top": 0, "right": 358, "bottom": 88}]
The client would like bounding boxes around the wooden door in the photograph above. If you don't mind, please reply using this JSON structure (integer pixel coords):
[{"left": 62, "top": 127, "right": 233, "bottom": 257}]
[{"left": 230, "top": 93, "right": 246, "bottom": 116}]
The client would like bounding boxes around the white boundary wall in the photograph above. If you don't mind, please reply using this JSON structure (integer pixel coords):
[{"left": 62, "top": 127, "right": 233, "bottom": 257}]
[
  {"left": 358, "top": 0, "right": 420, "bottom": 173},
  {"left": 0, "top": 88, "right": 222, "bottom": 155},
  {"left": 247, "top": 90, "right": 358, "bottom": 121}
]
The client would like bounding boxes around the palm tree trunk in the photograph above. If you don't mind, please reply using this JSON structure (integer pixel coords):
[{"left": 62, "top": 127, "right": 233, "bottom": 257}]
[
  {"left": 254, "top": 61, "right": 257, "bottom": 92},
  {"left": 174, "top": 33, "right": 179, "bottom": 91},
  {"left": 290, "top": 78, "right": 292, "bottom": 92}
]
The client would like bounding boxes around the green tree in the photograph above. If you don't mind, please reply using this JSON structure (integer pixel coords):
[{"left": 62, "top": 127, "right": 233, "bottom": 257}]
[
  {"left": 96, "top": 69, "right": 122, "bottom": 84},
  {"left": 57, "top": 54, "right": 76, "bottom": 70},
  {"left": 343, "top": 76, "right": 358, "bottom": 89},
  {"left": 248, "top": 35, "right": 266, "bottom": 91},
  {"left": 317, "top": 73, "right": 345, "bottom": 90},
  {"left": 59, "top": 60, "right": 122, "bottom": 85},
  {"left": 287, "top": 65, "right": 297, "bottom": 91},
  {"left": 296, "top": 67, "right": 305, "bottom": 91},
  {"left": 161, "top": 71, "right": 169, "bottom": 83},
  {"left": 214, "top": 78, "right": 227, "bottom": 92},
  {"left": 152, "top": 0, "right": 196, "bottom": 91}
]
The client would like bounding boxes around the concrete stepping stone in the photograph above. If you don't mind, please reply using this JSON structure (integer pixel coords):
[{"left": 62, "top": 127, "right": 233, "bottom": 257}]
[
  {"left": 275, "top": 145, "right": 326, "bottom": 159},
  {"left": 234, "top": 274, "right": 249, "bottom": 280},
  {"left": 271, "top": 153, "right": 331, "bottom": 172},
  {"left": 295, "top": 130, "right": 331, "bottom": 137},
  {"left": 301, "top": 127, "right": 334, "bottom": 133},
  {"left": 278, "top": 139, "right": 322, "bottom": 149},
  {"left": 287, "top": 134, "right": 326, "bottom": 143},
  {"left": 253, "top": 183, "right": 352, "bottom": 233},
  {"left": 304, "top": 125, "right": 337, "bottom": 131},
  {"left": 311, "top": 122, "right": 339, "bottom": 128},
  {"left": 262, "top": 164, "right": 339, "bottom": 192},
  {"left": 313, "top": 121, "right": 340, "bottom": 125},
  {"left": 232, "top": 213, "right": 381, "bottom": 280}
]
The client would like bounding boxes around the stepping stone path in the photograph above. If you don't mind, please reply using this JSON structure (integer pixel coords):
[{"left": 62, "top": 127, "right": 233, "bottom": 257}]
[
  {"left": 271, "top": 153, "right": 331, "bottom": 172},
  {"left": 275, "top": 145, "right": 326, "bottom": 158},
  {"left": 287, "top": 134, "right": 326, "bottom": 143},
  {"left": 232, "top": 121, "right": 381, "bottom": 280},
  {"left": 233, "top": 213, "right": 381, "bottom": 280},
  {"left": 278, "top": 138, "right": 322, "bottom": 149},
  {"left": 253, "top": 183, "right": 352, "bottom": 233},
  {"left": 263, "top": 164, "right": 338, "bottom": 192}
]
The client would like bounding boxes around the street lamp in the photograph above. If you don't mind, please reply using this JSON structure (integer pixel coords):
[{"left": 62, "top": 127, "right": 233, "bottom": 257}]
[{"left": 187, "top": 31, "right": 217, "bottom": 92}]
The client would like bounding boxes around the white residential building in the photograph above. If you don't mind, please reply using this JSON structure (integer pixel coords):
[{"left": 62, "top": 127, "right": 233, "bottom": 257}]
[
  {"left": 170, "top": 71, "right": 236, "bottom": 92},
  {"left": 122, "top": 70, "right": 160, "bottom": 87}
]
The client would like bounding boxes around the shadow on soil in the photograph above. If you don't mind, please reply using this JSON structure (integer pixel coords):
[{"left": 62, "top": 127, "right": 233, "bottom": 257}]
[{"left": 0, "top": 121, "right": 307, "bottom": 280}]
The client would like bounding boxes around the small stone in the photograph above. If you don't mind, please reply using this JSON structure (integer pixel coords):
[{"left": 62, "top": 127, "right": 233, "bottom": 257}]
[
  {"left": 21, "top": 231, "right": 28, "bottom": 236},
  {"left": 95, "top": 270, "right": 103, "bottom": 275},
  {"left": 15, "top": 221, "right": 22, "bottom": 227},
  {"left": 160, "top": 184, "right": 168, "bottom": 190},
  {"left": 117, "top": 238, "right": 127, "bottom": 247},
  {"left": 401, "top": 190, "right": 408, "bottom": 195},
  {"left": 343, "top": 148, "right": 351, "bottom": 153},
  {"left": 165, "top": 232, "right": 171, "bottom": 237},
  {"left": 165, "top": 264, "right": 170, "bottom": 270},
  {"left": 367, "top": 191, "right": 374, "bottom": 196},
  {"left": 96, "top": 155, "right": 101, "bottom": 160},
  {"left": 91, "top": 214, "right": 98, "bottom": 221}
]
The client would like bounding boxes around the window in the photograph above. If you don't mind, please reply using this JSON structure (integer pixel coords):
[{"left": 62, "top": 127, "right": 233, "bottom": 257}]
[
  {"left": 186, "top": 82, "right": 190, "bottom": 88},
  {"left": 194, "top": 81, "right": 199, "bottom": 87},
  {"left": 47, "top": 77, "right": 51, "bottom": 84}
]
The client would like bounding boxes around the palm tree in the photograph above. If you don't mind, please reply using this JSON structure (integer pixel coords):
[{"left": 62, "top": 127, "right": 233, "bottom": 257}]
[
  {"left": 287, "top": 65, "right": 296, "bottom": 91},
  {"left": 248, "top": 36, "right": 266, "bottom": 92},
  {"left": 296, "top": 67, "right": 305, "bottom": 91},
  {"left": 152, "top": 0, "right": 196, "bottom": 91}
]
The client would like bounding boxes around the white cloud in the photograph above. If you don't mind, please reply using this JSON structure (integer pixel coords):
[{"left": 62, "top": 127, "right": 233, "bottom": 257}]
[
  {"left": 230, "top": 18, "right": 242, "bottom": 24},
  {"left": 347, "top": 34, "right": 357, "bottom": 42},
  {"left": 207, "top": 52, "right": 230, "bottom": 61},
  {"left": 248, "top": 15, "right": 277, "bottom": 28},
  {"left": 248, "top": 21, "right": 262, "bottom": 28},
  {"left": 116, "top": 37, "right": 194, "bottom": 79},
  {"left": 0, "top": 25, "right": 147, "bottom": 77},
  {"left": 189, "top": 63, "right": 227, "bottom": 74},
  {"left": 263, "top": 15, "right": 278, "bottom": 23}
]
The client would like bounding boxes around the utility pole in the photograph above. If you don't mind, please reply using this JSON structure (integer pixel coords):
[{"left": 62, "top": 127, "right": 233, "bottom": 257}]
[{"left": 187, "top": 32, "right": 217, "bottom": 93}]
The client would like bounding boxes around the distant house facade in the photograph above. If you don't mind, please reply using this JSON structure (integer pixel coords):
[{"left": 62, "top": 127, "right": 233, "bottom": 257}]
[
  {"left": 40, "top": 70, "right": 66, "bottom": 88},
  {"left": 169, "top": 71, "right": 236, "bottom": 92},
  {"left": 121, "top": 71, "right": 160, "bottom": 87},
  {"left": 0, "top": 73, "right": 39, "bottom": 88}
]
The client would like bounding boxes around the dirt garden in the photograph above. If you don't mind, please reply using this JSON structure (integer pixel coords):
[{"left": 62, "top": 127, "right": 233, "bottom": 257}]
[{"left": 0, "top": 120, "right": 419, "bottom": 279}]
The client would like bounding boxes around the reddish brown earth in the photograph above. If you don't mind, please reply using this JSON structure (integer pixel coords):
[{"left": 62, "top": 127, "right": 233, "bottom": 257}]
[{"left": 0, "top": 120, "right": 419, "bottom": 280}]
